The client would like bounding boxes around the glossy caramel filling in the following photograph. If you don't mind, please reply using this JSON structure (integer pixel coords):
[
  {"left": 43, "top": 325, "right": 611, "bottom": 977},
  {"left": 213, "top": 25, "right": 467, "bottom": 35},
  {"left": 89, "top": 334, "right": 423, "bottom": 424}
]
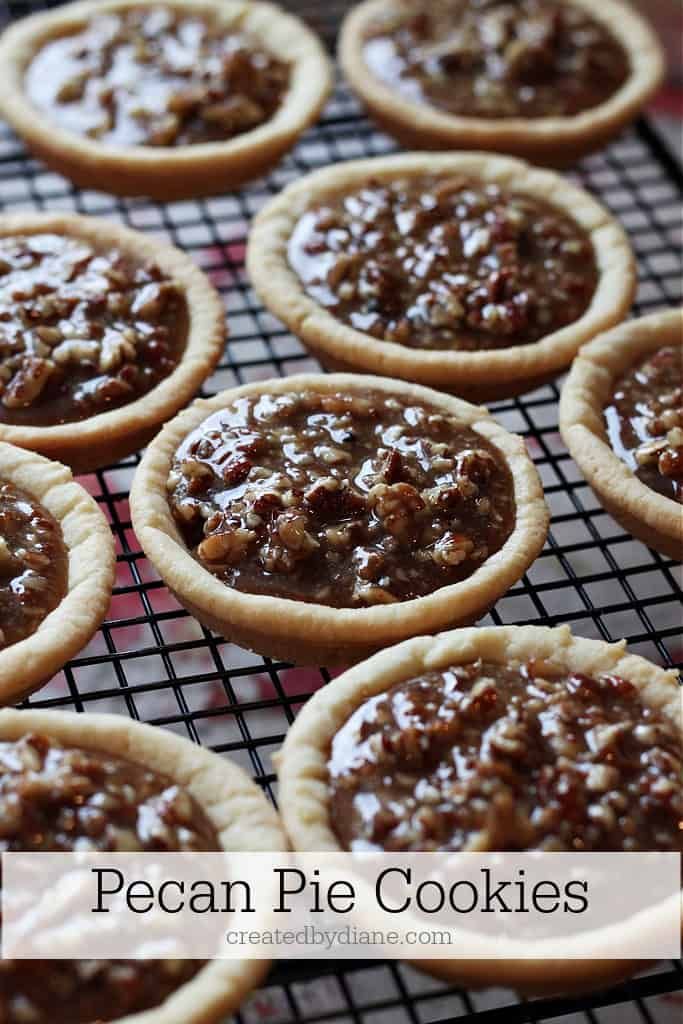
[
  {"left": 0, "top": 233, "right": 186, "bottom": 426},
  {"left": 363, "top": 0, "right": 630, "bottom": 119},
  {"left": 329, "top": 659, "right": 682, "bottom": 852},
  {"left": 168, "top": 390, "right": 515, "bottom": 606},
  {"left": 288, "top": 176, "right": 597, "bottom": 351},
  {"left": 605, "top": 345, "right": 683, "bottom": 503},
  {"left": 26, "top": 5, "right": 289, "bottom": 147}
]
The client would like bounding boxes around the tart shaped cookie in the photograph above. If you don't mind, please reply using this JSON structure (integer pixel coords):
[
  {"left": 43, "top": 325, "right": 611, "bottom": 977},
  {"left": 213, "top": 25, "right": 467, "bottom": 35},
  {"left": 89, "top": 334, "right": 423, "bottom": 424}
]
[
  {"left": 0, "top": 707, "right": 286, "bottom": 1023},
  {"left": 0, "top": 212, "right": 225, "bottom": 472},
  {"left": 0, "top": 0, "right": 332, "bottom": 199},
  {"left": 277, "top": 622, "right": 682, "bottom": 993},
  {"left": 0, "top": 442, "right": 114, "bottom": 702},
  {"left": 247, "top": 153, "right": 635, "bottom": 401},
  {"left": 339, "top": 0, "right": 664, "bottom": 166},
  {"left": 560, "top": 309, "right": 683, "bottom": 560},
  {"left": 130, "top": 373, "right": 548, "bottom": 665}
]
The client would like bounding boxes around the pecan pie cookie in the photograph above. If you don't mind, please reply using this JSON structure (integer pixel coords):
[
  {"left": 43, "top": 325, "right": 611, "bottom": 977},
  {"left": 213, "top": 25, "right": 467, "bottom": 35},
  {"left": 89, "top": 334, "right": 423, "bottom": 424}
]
[
  {"left": 0, "top": 442, "right": 114, "bottom": 702},
  {"left": 130, "top": 373, "right": 548, "bottom": 664},
  {"left": 247, "top": 153, "right": 635, "bottom": 401},
  {"left": 560, "top": 309, "right": 683, "bottom": 560},
  {"left": 277, "top": 623, "right": 682, "bottom": 992},
  {"left": 0, "top": 0, "right": 332, "bottom": 199},
  {"left": 0, "top": 707, "right": 286, "bottom": 1023},
  {"left": 339, "top": 0, "right": 664, "bottom": 165},
  {"left": 0, "top": 212, "right": 224, "bottom": 472}
]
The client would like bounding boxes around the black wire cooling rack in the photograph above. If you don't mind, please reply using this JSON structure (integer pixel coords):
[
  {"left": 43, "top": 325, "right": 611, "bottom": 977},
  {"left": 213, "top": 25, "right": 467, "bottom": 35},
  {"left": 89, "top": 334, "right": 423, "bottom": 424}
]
[{"left": 0, "top": 2, "right": 682, "bottom": 1022}]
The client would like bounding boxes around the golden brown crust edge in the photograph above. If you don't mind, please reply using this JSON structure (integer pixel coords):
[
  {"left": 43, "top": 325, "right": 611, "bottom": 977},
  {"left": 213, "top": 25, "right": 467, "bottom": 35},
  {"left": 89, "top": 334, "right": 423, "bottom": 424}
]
[
  {"left": 0, "top": 442, "right": 115, "bottom": 702},
  {"left": 0, "top": 211, "right": 226, "bottom": 473},
  {"left": 130, "top": 373, "right": 549, "bottom": 665},
  {"left": 0, "top": 0, "right": 332, "bottom": 199},
  {"left": 559, "top": 309, "right": 683, "bottom": 560},
  {"left": 275, "top": 622, "right": 682, "bottom": 995},
  {"left": 246, "top": 153, "right": 636, "bottom": 402},
  {"left": 0, "top": 706, "right": 287, "bottom": 1023},
  {"left": 338, "top": 0, "right": 664, "bottom": 166}
]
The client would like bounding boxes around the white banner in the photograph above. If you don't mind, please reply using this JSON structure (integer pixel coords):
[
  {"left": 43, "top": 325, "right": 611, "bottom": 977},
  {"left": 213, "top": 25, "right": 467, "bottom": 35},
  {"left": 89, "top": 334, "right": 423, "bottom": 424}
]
[{"left": 2, "top": 851, "right": 680, "bottom": 960}]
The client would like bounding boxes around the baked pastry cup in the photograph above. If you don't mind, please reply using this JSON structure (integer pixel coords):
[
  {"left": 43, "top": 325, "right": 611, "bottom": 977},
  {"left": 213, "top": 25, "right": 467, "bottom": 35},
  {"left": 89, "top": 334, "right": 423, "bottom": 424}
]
[
  {"left": 276, "top": 622, "right": 682, "bottom": 994},
  {"left": 0, "top": 706, "right": 286, "bottom": 1022},
  {"left": 560, "top": 309, "right": 683, "bottom": 560},
  {"left": 0, "top": 0, "right": 332, "bottom": 199},
  {"left": 0, "top": 442, "right": 114, "bottom": 702},
  {"left": 130, "top": 372, "right": 548, "bottom": 665},
  {"left": 0, "top": 212, "right": 225, "bottom": 473},
  {"left": 339, "top": 0, "right": 664, "bottom": 166},
  {"left": 247, "top": 153, "right": 635, "bottom": 402}
]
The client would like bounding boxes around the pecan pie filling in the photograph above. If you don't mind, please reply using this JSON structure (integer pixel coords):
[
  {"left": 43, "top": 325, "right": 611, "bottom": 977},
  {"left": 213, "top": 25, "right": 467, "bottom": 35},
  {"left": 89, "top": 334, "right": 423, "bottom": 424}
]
[
  {"left": 25, "top": 6, "right": 290, "bottom": 148},
  {"left": 0, "top": 233, "right": 186, "bottom": 426},
  {"left": 0, "top": 731, "right": 220, "bottom": 1024},
  {"left": 329, "top": 660, "right": 683, "bottom": 853},
  {"left": 167, "top": 391, "right": 514, "bottom": 607},
  {"left": 0, "top": 478, "right": 67, "bottom": 650},
  {"left": 288, "top": 177, "right": 597, "bottom": 351},
  {"left": 363, "top": 0, "right": 630, "bottom": 119},
  {"left": 605, "top": 346, "right": 683, "bottom": 504}
]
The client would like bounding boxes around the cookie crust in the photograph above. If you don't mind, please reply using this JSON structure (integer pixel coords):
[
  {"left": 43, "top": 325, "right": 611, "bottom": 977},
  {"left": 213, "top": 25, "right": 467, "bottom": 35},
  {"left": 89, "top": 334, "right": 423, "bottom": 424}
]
[
  {"left": 0, "top": 0, "right": 332, "bottom": 199},
  {"left": 130, "top": 373, "right": 548, "bottom": 665},
  {"left": 338, "top": 0, "right": 664, "bottom": 166},
  {"left": 0, "top": 706, "right": 287, "bottom": 1022},
  {"left": 0, "top": 212, "right": 225, "bottom": 473},
  {"left": 276, "top": 622, "right": 682, "bottom": 993},
  {"left": 247, "top": 153, "right": 635, "bottom": 402},
  {"left": 559, "top": 308, "right": 683, "bottom": 560},
  {"left": 0, "top": 443, "right": 115, "bottom": 702}
]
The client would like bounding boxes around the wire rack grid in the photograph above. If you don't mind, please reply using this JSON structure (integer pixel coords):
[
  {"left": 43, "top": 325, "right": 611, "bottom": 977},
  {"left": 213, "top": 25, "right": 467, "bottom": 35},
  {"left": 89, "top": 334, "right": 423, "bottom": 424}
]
[{"left": 0, "top": 2, "right": 682, "bottom": 1022}]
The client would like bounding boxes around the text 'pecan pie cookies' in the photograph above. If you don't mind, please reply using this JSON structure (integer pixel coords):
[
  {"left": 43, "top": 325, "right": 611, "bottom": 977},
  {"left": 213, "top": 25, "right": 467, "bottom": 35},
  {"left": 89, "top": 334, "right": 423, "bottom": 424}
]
[
  {"left": 0, "top": 212, "right": 224, "bottom": 473},
  {"left": 339, "top": 0, "right": 664, "bottom": 166},
  {"left": 277, "top": 623, "right": 682, "bottom": 993},
  {"left": 0, "top": 0, "right": 332, "bottom": 199},
  {"left": 560, "top": 309, "right": 683, "bottom": 560},
  {"left": 0, "top": 708, "right": 286, "bottom": 1024},
  {"left": 0, "top": 442, "right": 114, "bottom": 702},
  {"left": 247, "top": 153, "right": 635, "bottom": 402},
  {"left": 130, "top": 374, "right": 548, "bottom": 665}
]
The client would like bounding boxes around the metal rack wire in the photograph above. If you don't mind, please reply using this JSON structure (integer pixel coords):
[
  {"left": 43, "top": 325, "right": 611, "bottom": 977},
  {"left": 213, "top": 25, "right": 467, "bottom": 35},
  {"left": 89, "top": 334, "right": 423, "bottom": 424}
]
[{"left": 0, "top": 1, "right": 682, "bottom": 1021}]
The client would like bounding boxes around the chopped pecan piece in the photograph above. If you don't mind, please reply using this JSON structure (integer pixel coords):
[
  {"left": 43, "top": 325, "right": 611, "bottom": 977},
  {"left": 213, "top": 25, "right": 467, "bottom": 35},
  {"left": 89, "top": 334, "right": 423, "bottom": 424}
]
[
  {"left": 197, "top": 526, "right": 254, "bottom": 564},
  {"left": 275, "top": 511, "right": 319, "bottom": 555},
  {"left": 3, "top": 358, "right": 52, "bottom": 409},
  {"left": 368, "top": 482, "right": 425, "bottom": 538}
]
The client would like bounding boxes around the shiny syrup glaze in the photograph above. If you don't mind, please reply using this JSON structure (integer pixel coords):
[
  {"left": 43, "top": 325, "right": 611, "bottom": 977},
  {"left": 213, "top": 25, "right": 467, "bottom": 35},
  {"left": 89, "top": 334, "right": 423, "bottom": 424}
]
[
  {"left": 0, "top": 233, "right": 187, "bottom": 427},
  {"left": 288, "top": 176, "right": 597, "bottom": 351},
  {"left": 26, "top": 5, "right": 289, "bottom": 148},
  {"left": 363, "top": 0, "right": 630, "bottom": 119},
  {"left": 0, "top": 478, "right": 68, "bottom": 649},
  {"left": 0, "top": 732, "right": 220, "bottom": 1024},
  {"left": 167, "top": 390, "right": 515, "bottom": 607},
  {"left": 605, "top": 345, "right": 683, "bottom": 503},
  {"left": 329, "top": 659, "right": 682, "bottom": 852}
]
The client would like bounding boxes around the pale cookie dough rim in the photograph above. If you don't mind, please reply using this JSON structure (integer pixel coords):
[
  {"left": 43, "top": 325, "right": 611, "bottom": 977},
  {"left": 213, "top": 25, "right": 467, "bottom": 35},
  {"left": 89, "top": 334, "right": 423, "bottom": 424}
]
[
  {"left": 130, "top": 372, "right": 549, "bottom": 663},
  {"left": 0, "top": 0, "right": 333, "bottom": 198},
  {"left": 276, "top": 622, "right": 682, "bottom": 994},
  {"left": 0, "top": 442, "right": 115, "bottom": 703},
  {"left": 0, "top": 706, "right": 287, "bottom": 1023},
  {"left": 559, "top": 308, "right": 683, "bottom": 561},
  {"left": 0, "top": 211, "right": 225, "bottom": 472},
  {"left": 338, "top": 0, "right": 664, "bottom": 162},
  {"left": 246, "top": 153, "right": 636, "bottom": 399}
]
